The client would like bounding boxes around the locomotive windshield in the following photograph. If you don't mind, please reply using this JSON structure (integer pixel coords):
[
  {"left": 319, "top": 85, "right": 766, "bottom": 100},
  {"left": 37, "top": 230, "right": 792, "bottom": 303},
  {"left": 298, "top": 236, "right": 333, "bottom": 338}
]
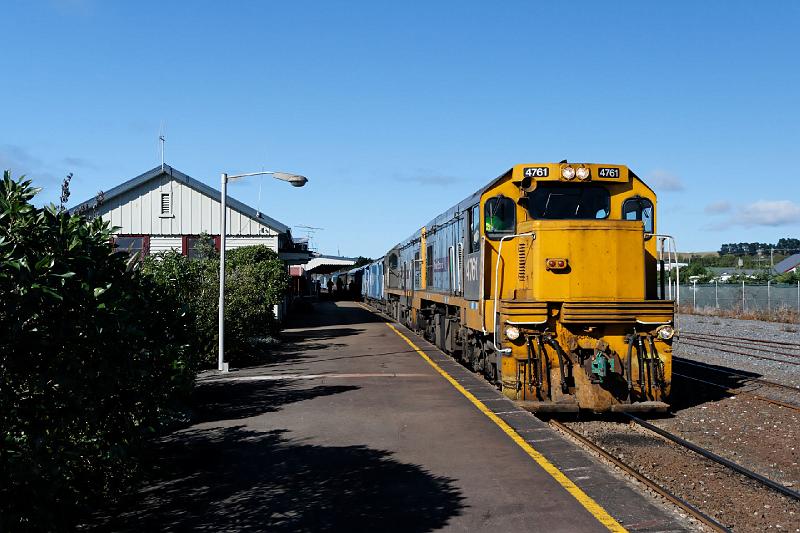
[{"left": 527, "top": 183, "right": 610, "bottom": 220}]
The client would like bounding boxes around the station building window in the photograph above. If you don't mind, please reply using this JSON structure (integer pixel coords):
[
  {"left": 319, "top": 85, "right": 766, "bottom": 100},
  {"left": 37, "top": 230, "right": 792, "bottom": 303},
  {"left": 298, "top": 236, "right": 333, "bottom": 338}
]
[
  {"left": 113, "top": 235, "right": 149, "bottom": 259},
  {"left": 182, "top": 235, "right": 220, "bottom": 259},
  {"left": 484, "top": 195, "right": 515, "bottom": 239},
  {"left": 622, "top": 196, "right": 654, "bottom": 234}
]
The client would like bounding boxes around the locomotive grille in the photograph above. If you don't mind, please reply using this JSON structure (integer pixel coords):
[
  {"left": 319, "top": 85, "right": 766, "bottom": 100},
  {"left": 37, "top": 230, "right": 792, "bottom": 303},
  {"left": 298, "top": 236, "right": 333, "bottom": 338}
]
[{"left": 518, "top": 242, "right": 526, "bottom": 281}]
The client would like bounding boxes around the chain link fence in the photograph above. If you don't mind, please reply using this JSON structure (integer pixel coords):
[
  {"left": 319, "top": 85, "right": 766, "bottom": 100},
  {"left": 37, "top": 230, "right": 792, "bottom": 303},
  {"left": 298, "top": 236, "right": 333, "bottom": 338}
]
[{"left": 678, "top": 281, "right": 800, "bottom": 312}]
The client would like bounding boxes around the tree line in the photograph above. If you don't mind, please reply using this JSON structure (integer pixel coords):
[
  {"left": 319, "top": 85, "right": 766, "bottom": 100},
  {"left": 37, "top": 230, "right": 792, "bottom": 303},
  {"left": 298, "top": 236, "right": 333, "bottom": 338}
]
[{"left": 719, "top": 238, "right": 800, "bottom": 256}]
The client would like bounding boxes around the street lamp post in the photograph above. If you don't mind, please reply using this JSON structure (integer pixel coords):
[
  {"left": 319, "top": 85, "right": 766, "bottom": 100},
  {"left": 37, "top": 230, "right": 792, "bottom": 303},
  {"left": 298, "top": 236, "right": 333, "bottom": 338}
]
[{"left": 218, "top": 170, "right": 308, "bottom": 372}]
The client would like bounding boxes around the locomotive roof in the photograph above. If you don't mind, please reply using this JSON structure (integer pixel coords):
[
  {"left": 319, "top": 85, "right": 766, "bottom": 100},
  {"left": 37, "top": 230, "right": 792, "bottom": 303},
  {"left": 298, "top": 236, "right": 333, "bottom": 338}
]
[{"left": 388, "top": 162, "right": 648, "bottom": 251}]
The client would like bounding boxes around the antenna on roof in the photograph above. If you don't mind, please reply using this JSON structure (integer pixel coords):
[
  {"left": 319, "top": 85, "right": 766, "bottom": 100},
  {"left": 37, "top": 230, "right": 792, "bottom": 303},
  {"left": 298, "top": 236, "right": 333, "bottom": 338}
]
[
  {"left": 296, "top": 224, "right": 324, "bottom": 251},
  {"left": 159, "top": 122, "right": 166, "bottom": 171}
]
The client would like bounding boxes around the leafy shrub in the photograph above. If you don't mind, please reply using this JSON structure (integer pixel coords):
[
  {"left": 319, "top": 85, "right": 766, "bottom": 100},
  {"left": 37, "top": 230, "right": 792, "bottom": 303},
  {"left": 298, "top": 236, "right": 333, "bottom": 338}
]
[
  {"left": 0, "top": 172, "right": 195, "bottom": 531},
  {"left": 142, "top": 244, "right": 289, "bottom": 367}
]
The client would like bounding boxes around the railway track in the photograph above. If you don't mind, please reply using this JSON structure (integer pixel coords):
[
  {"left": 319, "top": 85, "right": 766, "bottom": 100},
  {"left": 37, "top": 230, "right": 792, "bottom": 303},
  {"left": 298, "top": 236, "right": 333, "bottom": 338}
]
[
  {"left": 553, "top": 414, "right": 800, "bottom": 533},
  {"left": 672, "top": 370, "right": 800, "bottom": 412},
  {"left": 682, "top": 333, "right": 800, "bottom": 359},
  {"left": 681, "top": 331, "right": 800, "bottom": 350},
  {"left": 624, "top": 414, "right": 799, "bottom": 501},
  {"left": 677, "top": 338, "right": 800, "bottom": 366},
  {"left": 673, "top": 356, "right": 800, "bottom": 392},
  {"left": 550, "top": 420, "right": 731, "bottom": 533}
]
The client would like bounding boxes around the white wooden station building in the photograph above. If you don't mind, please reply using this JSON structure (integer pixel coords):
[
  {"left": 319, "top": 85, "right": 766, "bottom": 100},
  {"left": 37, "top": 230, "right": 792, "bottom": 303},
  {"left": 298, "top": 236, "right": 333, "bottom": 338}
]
[{"left": 71, "top": 164, "right": 303, "bottom": 259}]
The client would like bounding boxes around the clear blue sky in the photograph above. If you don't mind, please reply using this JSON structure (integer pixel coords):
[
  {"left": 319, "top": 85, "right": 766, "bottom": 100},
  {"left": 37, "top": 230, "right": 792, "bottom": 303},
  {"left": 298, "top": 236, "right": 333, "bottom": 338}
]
[{"left": 3, "top": 1, "right": 799, "bottom": 257}]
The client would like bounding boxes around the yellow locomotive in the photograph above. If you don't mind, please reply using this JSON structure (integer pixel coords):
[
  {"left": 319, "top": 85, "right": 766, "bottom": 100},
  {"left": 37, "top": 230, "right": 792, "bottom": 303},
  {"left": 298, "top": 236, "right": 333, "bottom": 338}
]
[{"left": 367, "top": 162, "right": 677, "bottom": 412}]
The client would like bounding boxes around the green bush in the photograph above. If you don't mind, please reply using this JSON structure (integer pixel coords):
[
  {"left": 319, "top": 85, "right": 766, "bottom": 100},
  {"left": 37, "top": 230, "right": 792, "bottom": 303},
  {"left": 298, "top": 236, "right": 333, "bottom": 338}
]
[
  {"left": 0, "top": 172, "right": 195, "bottom": 531},
  {"left": 142, "top": 244, "right": 289, "bottom": 367}
]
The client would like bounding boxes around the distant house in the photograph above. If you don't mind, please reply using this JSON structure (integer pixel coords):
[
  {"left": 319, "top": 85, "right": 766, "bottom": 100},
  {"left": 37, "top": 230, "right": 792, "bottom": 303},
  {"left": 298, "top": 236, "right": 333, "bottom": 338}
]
[
  {"left": 773, "top": 253, "right": 800, "bottom": 274},
  {"left": 70, "top": 164, "right": 306, "bottom": 261}
]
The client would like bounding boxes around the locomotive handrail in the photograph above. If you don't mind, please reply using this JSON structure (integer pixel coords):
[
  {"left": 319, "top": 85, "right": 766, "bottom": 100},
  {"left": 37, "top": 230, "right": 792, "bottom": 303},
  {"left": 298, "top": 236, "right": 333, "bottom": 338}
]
[
  {"left": 647, "top": 233, "right": 679, "bottom": 306},
  {"left": 492, "top": 232, "right": 536, "bottom": 354}
]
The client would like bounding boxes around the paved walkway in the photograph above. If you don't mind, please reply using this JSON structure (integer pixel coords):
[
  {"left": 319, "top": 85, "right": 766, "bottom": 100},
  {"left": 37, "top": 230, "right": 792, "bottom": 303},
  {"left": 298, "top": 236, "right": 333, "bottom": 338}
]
[{"left": 90, "top": 301, "right": 688, "bottom": 532}]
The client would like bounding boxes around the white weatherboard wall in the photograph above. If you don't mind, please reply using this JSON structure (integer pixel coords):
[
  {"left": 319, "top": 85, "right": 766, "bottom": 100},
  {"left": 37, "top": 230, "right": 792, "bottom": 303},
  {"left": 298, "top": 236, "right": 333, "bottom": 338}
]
[
  {"left": 149, "top": 237, "right": 182, "bottom": 253},
  {"left": 96, "top": 174, "right": 280, "bottom": 250}
]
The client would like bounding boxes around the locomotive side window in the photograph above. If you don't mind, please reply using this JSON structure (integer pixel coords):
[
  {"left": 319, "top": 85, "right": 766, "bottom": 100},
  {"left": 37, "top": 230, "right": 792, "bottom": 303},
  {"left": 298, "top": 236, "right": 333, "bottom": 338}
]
[
  {"left": 469, "top": 204, "right": 480, "bottom": 252},
  {"left": 484, "top": 196, "right": 515, "bottom": 239},
  {"left": 426, "top": 245, "right": 434, "bottom": 288},
  {"left": 527, "top": 183, "right": 610, "bottom": 220},
  {"left": 414, "top": 251, "right": 421, "bottom": 289},
  {"left": 622, "top": 196, "right": 654, "bottom": 233}
]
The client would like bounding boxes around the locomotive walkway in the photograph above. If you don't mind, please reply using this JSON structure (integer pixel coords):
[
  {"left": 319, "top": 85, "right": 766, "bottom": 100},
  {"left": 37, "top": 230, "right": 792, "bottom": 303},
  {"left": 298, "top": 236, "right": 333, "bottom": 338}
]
[{"left": 92, "top": 301, "right": 688, "bottom": 532}]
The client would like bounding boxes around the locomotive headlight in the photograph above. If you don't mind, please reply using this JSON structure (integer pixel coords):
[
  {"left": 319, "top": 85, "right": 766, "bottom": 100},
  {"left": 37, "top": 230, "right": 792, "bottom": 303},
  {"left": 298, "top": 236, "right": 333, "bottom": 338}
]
[
  {"left": 656, "top": 325, "right": 675, "bottom": 340},
  {"left": 576, "top": 166, "right": 590, "bottom": 180},
  {"left": 505, "top": 325, "right": 520, "bottom": 341},
  {"left": 561, "top": 166, "right": 576, "bottom": 180}
]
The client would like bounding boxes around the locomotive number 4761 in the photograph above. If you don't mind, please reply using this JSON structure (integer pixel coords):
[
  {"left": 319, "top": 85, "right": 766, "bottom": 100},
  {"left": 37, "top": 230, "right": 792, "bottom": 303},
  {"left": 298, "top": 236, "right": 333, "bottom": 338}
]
[
  {"left": 523, "top": 167, "right": 549, "bottom": 178},
  {"left": 598, "top": 167, "right": 620, "bottom": 178}
]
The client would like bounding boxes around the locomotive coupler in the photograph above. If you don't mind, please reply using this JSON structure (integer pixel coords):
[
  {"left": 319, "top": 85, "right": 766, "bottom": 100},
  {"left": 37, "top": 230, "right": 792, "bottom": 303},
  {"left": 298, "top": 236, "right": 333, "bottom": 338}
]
[{"left": 590, "top": 351, "right": 614, "bottom": 383}]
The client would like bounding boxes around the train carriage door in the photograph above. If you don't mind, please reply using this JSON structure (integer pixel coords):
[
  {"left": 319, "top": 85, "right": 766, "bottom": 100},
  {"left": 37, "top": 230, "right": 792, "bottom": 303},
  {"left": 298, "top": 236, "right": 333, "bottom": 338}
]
[{"left": 464, "top": 203, "right": 481, "bottom": 300}]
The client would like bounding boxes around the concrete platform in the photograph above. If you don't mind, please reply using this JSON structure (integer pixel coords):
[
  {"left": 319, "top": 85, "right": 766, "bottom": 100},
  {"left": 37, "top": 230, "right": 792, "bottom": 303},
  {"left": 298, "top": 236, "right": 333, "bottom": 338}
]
[{"left": 94, "top": 301, "right": 691, "bottom": 532}]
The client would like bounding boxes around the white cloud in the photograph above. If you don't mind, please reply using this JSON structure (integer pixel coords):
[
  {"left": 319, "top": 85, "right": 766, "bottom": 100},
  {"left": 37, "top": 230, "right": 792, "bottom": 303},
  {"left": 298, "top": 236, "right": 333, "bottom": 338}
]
[
  {"left": 647, "top": 170, "right": 685, "bottom": 192},
  {"left": 704, "top": 200, "right": 731, "bottom": 215},
  {"left": 738, "top": 200, "right": 800, "bottom": 227},
  {"left": 705, "top": 199, "right": 800, "bottom": 231}
]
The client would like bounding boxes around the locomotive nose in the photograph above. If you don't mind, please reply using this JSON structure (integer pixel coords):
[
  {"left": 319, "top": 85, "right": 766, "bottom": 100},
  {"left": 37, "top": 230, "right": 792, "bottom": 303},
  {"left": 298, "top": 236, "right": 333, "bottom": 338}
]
[{"left": 520, "top": 220, "right": 646, "bottom": 301}]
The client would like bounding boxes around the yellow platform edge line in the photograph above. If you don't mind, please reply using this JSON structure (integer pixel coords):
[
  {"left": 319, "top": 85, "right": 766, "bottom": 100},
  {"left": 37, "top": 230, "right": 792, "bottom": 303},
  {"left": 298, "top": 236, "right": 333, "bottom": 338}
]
[{"left": 382, "top": 319, "right": 628, "bottom": 533}]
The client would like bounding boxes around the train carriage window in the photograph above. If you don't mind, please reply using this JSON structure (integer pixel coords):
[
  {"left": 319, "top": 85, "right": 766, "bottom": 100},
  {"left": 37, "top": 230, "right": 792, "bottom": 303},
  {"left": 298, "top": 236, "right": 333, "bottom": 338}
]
[
  {"left": 527, "top": 183, "right": 610, "bottom": 220},
  {"left": 469, "top": 204, "right": 480, "bottom": 253},
  {"left": 622, "top": 196, "right": 654, "bottom": 233},
  {"left": 484, "top": 196, "right": 515, "bottom": 239}
]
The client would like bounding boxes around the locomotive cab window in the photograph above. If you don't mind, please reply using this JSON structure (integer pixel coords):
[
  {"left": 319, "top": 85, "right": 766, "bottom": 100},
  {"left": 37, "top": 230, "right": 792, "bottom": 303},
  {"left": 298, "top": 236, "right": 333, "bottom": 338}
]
[
  {"left": 484, "top": 196, "right": 515, "bottom": 239},
  {"left": 527, "top": 183, "right": 610, "bottom": 220},
  {"left": 622, "top": 196, "right": 654, "bottom": 234}
]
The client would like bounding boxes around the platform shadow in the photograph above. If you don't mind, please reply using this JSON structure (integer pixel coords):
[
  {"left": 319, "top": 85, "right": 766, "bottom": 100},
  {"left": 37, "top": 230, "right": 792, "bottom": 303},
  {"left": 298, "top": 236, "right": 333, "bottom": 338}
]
[
  {"left": 285, "top": 301, "right": 388, "bottom": 329},
  {"left": 87, "top": 426, "right": 465, "bottom": 532},
  {"left": 191, "top": 378, "right": 360, "bottom": 424}
]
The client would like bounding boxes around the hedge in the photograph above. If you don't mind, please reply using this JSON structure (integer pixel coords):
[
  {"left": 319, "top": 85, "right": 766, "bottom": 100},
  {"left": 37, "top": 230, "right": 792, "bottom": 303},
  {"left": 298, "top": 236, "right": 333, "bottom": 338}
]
[{"left": 0, "top": 172, "right": 196, "bottom": 530}]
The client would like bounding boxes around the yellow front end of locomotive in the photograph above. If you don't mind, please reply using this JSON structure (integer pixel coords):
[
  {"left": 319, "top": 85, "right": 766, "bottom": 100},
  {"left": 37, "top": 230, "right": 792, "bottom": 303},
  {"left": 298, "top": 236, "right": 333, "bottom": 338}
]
[{"left": 484, "top": 162, "right": 675, "bottom": 412}]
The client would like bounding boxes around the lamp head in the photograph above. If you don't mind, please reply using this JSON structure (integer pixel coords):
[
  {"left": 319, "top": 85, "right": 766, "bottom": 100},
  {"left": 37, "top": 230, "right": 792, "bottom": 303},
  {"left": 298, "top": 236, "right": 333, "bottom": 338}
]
[{"left": 273, "top": 172, "right": 308, "bottom": 187}]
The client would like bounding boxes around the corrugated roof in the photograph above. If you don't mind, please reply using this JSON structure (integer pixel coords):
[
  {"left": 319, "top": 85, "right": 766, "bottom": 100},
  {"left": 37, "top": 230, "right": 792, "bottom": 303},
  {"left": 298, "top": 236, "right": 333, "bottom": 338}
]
[
  {"left": 69, "top": 164, "right": 290, "bottom": 234},
  {"left": 773, "top": 253, "right": 800, "bottom": 274}
]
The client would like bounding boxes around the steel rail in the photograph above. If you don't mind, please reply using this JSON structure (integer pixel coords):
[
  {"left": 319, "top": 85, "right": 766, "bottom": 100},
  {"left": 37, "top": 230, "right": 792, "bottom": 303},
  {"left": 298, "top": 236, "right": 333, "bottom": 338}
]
[
  {"left": 673, "top": 357, "right": 800, "bottom": 391},
  {"left": 624, "top": 414, "right": 800, "bottom": 501},
  {"left": 672, "top": 371, "right": 800, "bottom": 412},
  {"left": 681, "top": 334, "right": 800, "bottom": 359},
  {"left": 677, "top": 339, "right": 800, "bottom": 366},
  {"left": 681, "top": 331, "right": 800, "bottom": 349},
  {"left": 549, "top": 420, "right": 731, "bottom": 533}
]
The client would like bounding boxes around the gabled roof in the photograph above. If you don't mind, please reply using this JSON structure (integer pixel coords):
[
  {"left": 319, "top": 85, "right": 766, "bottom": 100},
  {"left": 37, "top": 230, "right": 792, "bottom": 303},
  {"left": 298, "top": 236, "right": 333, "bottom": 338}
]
[
  {"left": 69, "top": 164, "right": 290, "bottom": 234},
  {"left": 773, "top": 253, "right": 800, "bottom": 274}
]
